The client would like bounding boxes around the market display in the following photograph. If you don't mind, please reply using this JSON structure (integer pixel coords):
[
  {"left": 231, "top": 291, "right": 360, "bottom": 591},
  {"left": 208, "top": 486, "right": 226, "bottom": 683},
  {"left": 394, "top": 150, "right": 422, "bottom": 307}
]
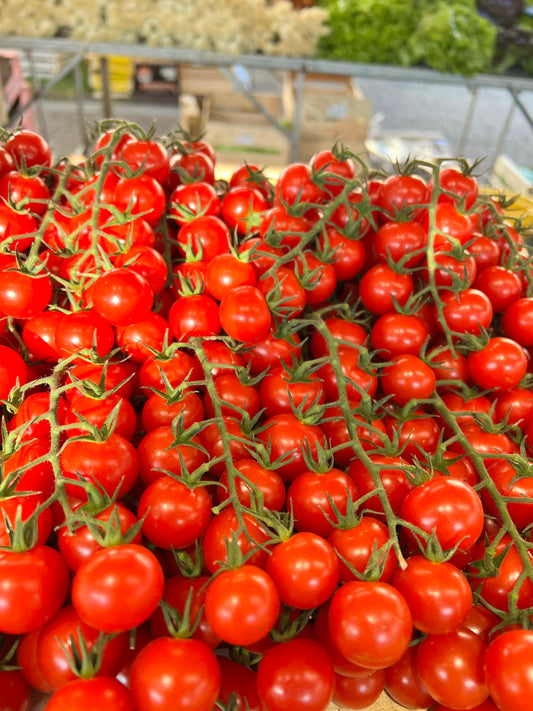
[{"left": 0, "top": 123, "right": 532, "bottom": 711}]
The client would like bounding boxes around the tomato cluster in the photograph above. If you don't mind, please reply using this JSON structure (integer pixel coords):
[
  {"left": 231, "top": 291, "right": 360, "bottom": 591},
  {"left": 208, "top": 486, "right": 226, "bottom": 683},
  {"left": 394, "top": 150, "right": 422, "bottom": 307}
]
[{"left": 0, "top": 123, "right": 532, "bottom": 711}]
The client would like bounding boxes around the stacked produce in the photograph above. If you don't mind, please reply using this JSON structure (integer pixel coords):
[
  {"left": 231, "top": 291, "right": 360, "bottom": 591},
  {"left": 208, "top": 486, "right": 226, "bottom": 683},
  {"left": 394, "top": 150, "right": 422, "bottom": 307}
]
[{"left": 0, "top": 123, "right": 532, "bottom": 711}]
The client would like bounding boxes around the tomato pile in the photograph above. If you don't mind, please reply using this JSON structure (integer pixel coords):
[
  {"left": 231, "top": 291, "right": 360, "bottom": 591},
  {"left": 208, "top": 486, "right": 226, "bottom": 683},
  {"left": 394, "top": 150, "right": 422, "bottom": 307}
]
[{"left": 0, "top": 122, "right": 532, "bottom": 711}]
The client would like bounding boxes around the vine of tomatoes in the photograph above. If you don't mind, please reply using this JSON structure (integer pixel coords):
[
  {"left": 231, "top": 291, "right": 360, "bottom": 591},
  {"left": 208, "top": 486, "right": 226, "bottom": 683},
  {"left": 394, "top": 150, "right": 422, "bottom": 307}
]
[{"left": 0, "top": 123, "right": 532, "bottom": 711}]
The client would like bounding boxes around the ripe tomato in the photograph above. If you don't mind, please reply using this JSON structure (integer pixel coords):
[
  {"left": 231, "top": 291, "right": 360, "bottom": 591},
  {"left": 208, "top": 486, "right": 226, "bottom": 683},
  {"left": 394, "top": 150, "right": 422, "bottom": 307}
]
[
  {"left": 117, "top": 137, "right": 170, "bottom": 184},
  {"left": 35, "top": 605, "right": 128, "bottom": 691},
  {"left": 5, "top": 129, "right": 52, "bottom": 168},
  {"left": 310, "top": 148, "right": 356, "bottom": 197},
  {"left": 384, "top": 645, "right": 434, "bottom": 710},
  {"left": 217, "top": 458, "right": 286, "bottom": 511},
  {"left": 204, "top": 565, "right": 280, "bottom": 646},
  {"left": 374, "top": 219, "right": 427, "bottom": 268},
  {"left": 275, "top": 162, "right": 324, "bottom": 207},
  {"left": 219, "top": 285, "right": 271, "bottom": 343},
  {"left": 202, "top": 508, "right": 272, "bottom": 573},
  {"left": 484, "top": 629, "right": 533, "bottom": 711},
  {"left": 205, "top": 253, "right": 256, "bottom": 301},
  {"left": 60, "top": 433, "right": 139, "bottom": 500},
  {"left": 170, "top": 181, "right": 221, "bottom": 228},
  {"left": 434, "top": 166, "right": 479, "bottom": 210},
  {"left": 149, "top": 574, "right": 220, "bottom": 648},
  {"left": 137, "top": 476, "right": 212, "bottom": 550},
  {"left": 391, "top": 556, "right": 472, "bottom": 635},
  {"left": 0, "top": 267, "right": 53, "bottom": 320},
  {"left": 257, "top": 638, "right": 335, "bottom": 711},
  {"left": 436, "top": 288, "right": 493, "bottom": 336},
  {"left": 467, "top": 337, "right": 528, "bottom": 391},
  {"left": 328, "top": 580, "right": 412, "bottom": 669},
  {"left": 380, "top": 354, "right": 436, "bottom": 406},
  {"left": 371, "top": 313, "right": 429, "bottom": 359},
  {"left": 333, "top": 669, "right": 386, "bottom": 709},
  {"left": 112, "top": 174, "right": 166, "bottom": 225},
  {"left": 130, "top": 636, "right": 221, "bottom": 711},
  {"left": 400, "top": 477, "right": 484, "bottom": 554},
  {"left": 376, "top": 174, "right": 427, "bottom": 217},
  {"left": 175, "top": 215, "right": 230, "bottom": 261},
  {"left": 58, "top": 502, "right": 141, "bottom": 572},
  {"left": 72, "top": 543, "right": 164, "bottom": 633},
  {"left": 221, "top": 184, "right": 268, "bottom": 234},
  {"left": 0, "top": 343, "right": 28, "bottom": 401},
  {"left": 416, "top": 627, "right": 489, "bottom": 709},
  {"left": 266, "top": 531, "right": 339, "bottom": 609},
  {"left": 257, "top": 413, "right": 327, "bottom": 483},
  {"left": 168, "top": 293, "right": 221, "bottom": 340},
  {"left": 359, "top": 263, "right": 414, "bottom": 315},
  {"left": 136, "top": 424, "right": 206, "bottom": 485},
  {"left": 501, "top": 297, "right": 533, "bottom": 346},
  {"left": 0, "top": 669, "right": 31, "bottom": 711},
  {"left": 328, "top": 515, "right": 398, "bottom": 583},
  {"left": 45, "top": 677, "right": 135, "bottom": 711},
  {"left": 287, "top": 467, "right": 358, "bottom": 538},
  {"left": 0, "top": 545, "right": 70, "bottom": 634}
]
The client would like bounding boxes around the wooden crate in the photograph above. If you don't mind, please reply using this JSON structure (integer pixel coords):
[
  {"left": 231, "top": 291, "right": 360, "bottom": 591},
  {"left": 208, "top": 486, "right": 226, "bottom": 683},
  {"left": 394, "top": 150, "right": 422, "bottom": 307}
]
[
  {"left": 203, "top": 118, "right": 290, "bottom": 169},
  {"left": 296, "top": 93, "right": 372, "bottom": 162},
  {"left": 179, "top": 65, "right": 237, "bottom": 96},
  {"left": 209, "top": 90, "right": 282, "bottom": 123}
]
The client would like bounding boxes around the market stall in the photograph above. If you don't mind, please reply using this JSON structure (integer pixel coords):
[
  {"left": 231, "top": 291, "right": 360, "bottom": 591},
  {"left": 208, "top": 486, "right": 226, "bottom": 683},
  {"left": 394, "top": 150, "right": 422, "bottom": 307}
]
[{"left": 0, "top": 3, "right": 532, "bottom": 711}]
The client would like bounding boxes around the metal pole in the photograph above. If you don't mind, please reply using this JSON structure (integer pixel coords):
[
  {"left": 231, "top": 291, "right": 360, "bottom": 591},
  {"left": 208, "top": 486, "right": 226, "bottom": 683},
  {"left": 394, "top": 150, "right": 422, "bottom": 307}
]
[
  {"left": 73, "top": 59, "right": 88, "bottom": 151},
  {"left": 100, "top": 55, "right": 113, "bottom": 118},
  {"left": 456, "top": 86, "right": 479, "bottom": 157}
]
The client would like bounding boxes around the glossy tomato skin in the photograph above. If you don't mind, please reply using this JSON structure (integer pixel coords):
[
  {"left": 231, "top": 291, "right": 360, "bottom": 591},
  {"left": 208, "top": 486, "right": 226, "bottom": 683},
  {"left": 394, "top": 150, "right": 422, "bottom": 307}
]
[
  {"left": 71, "top": 543, "right": 165, "bottom": 633},
  {"left": 391, "top": 556, "right": 472, "bottom": 635},
  {"left": 149, "top": 574, "right": 221, "bottom": 649},
  {"left": 400, "top": 477, "right": 484, "bottom": 554},
  {"left": 202, "top": 508, "right": 272, "bottom": 573},
  {"left": 59, "top": 433, "right": 139, "bottom": 501},
  {"left": 204, "top": 565, "right": 280, "bottom": 646},
  {"left": 287, "top": 468, "right": 358, "bottom": 538},
  {"left": 484, "top": 629, "right": 533, "bottom": 711},
  {"left": 0, "top": 669, "right": 31, "bottom": 711},
  {"left": 0, "top": 344, "right": 28, "bottom": 401},
  {"left": 416, "top": 627, "right": 489, "bottom": 710},
  {"left": 219, "top": 285, "right": 271, "bottom": 343},
  {"left": 0, "top": 545, "right": 70, "bottom": 635},
  {"left": 58, "top": 503, "right": 142, "bottom": 572},
  {"left": 130, "top": 636, "right": 221, "bottom": 711},
  {"left": 45, "top": 677, "right": 135, "bottom": 711},
  {"left": 257, "top": 638, "right": 335, "bottom": 711},
  {"left": 328, "top": 580, "right": 412, "bottom": 669},
  {"left": 328, "top": 515, "right": 398, "bottom": 583},
  {"left": 384, "top": 645, "right": 434, "bottom": 710},
  {"left": 358, "top": 263, "right": 414, "bottom": 315},
  {"left": 0, "top": 269, "right": 53, "bottom": 320},
  {"left": 137, "top": 476, "right": 212, "bottom": 550},
  {"left": 5, "top": 129, "right": 52, "bottom": 168},
  {"left": 257, "top": 413, "right": 326, "bottom": 483},
  {"left": 333, "top": 669, "right": 386, "bottom": 710},
  {"left": 266, "top": 532, "right": 339, "bottom": 610},
  {"left": 467, "top": 336, "right": 528, "bottom": 391},
  {"left": 35, "top": 605, "right": 128, "bottom": 691}
]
